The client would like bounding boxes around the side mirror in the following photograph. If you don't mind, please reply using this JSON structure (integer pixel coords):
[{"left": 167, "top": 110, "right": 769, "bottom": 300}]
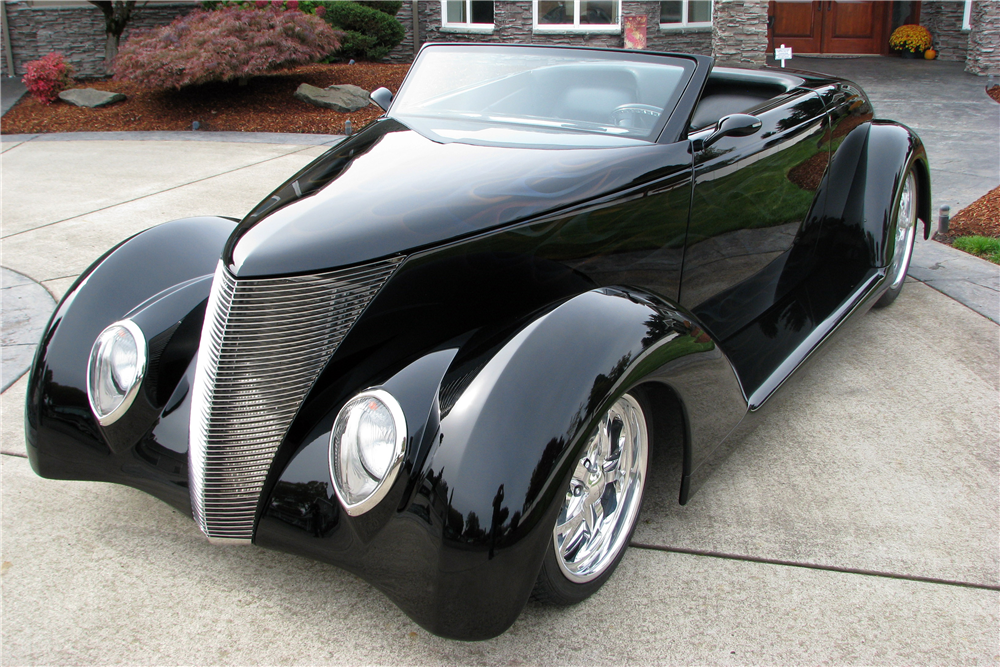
[
  {"left": 370, "top": 87, "right": 393, "bottom": 111},
  {"left": 693, "top": 113, "right": 762, "bottom": 151}
]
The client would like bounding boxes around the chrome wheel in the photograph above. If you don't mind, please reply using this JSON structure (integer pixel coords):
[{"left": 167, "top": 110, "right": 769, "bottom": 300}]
[
  {"left": 553, "top": 393, "right": 648, "bottom": 583},
  {"left": 888, "top": 171, "right": 917, "bottom": 291}
]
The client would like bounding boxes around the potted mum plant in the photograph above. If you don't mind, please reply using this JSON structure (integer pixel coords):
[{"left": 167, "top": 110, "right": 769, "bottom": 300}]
[{"left": 890, "top": 24, "right": 932, "bottom": 59}]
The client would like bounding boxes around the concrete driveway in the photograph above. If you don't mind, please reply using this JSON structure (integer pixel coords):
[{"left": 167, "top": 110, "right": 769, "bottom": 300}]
[{"left": 1, "top": 128, "right": 998, "bottom": 663}]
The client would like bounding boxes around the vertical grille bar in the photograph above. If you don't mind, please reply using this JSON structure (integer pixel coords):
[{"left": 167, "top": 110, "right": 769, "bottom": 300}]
[{"left": 189, "top": 258, "right": 402, "bottom": 541}]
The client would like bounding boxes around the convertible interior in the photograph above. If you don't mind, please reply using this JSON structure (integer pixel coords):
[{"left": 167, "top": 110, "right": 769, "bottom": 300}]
[{"left": 689, "top": 68, "right": 805, "bottom": 130}]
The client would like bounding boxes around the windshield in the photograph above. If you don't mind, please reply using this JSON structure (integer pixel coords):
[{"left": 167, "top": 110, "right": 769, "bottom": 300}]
[{"left": 389, "top": 45, "right": 695, "bottom": 148}]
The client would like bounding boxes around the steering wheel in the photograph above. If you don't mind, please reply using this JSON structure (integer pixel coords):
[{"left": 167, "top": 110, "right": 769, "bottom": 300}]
[{"left": 610, "top": 104, "right": 664, "bottom": 129}]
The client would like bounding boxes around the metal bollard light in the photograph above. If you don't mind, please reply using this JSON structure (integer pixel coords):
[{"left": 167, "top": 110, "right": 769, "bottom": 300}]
[{"left": 938, "top": 205, "right": 950, "bottom": 235}]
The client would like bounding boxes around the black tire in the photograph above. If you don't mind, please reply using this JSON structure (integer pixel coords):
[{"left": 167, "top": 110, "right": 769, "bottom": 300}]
[
  {"left": 532, "top": 390, "right": 652, "bottom": 606},
  {"left": 874, "top": 167, "right": 918, "bottom": 309}
]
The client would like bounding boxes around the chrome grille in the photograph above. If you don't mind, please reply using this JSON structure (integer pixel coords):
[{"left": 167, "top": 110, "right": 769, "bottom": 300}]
[{"left": 189, "top": 258, "right": 402, "bottom": 541}]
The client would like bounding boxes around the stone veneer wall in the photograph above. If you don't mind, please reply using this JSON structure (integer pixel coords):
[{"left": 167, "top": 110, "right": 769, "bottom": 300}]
[
  {"left": 0, "top": 1, "right": 747, "bottom": 76},
  {"left": 711, "top": 0, "right": 767, "bottom": 67},
  {"left": 385, "top": 1, "right": 417, "bottom": 64},
  {"left": 387, "top": 1, "right": 711, "bottom": 62},
  {"left": 966, "top": 0, "right": 1000, "bottom": 75},
  {"left": 420, "top": 1, "right": 621, "bottom": 48},
  {"left": 631, "top": 1, "right": 712, "bottom": 55},
  {"left": 1, "top": 2, "right": 194, "bottom": 77},
  {"left": 920, "top": 0, "right": 969, "bottom": 62}
]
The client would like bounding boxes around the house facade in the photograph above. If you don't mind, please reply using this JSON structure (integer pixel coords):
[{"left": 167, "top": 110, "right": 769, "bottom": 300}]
[
  {"left": 1, "top": 1, "right": 997, "bottom": 78},
  {"left": 387, "top": 1, "right": 997, "bottom": 71}
]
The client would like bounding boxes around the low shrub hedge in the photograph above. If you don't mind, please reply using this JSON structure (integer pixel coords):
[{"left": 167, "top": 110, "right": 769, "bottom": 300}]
[
  {"left": 322, "top": 1, "right": 405, "bottom": 61},
  {"left": 22, "top": 53, "right": 75, "bottom": 104}
]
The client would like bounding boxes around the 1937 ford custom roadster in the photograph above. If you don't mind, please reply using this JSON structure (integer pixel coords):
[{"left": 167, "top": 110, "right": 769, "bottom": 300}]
[{"left": 26, "top": 44, "right": 929, "bottom": 640}]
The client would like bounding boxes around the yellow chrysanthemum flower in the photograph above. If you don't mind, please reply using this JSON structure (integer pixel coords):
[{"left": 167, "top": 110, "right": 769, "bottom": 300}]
[{"left": 890, "top": 25, "right": 932, "bottom": 53}]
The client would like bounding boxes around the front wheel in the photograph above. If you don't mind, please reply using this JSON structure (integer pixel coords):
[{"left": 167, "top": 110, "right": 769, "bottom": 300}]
[
  {"left": 874, "top": 169, "right": 918, "bottom": 309},
  {"left": 532, "top": 391, "right": 650, "bottom": 605}
]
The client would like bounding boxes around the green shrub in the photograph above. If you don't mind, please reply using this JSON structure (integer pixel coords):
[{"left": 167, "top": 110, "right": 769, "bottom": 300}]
[
  {"left": 953, "top": 236, "right": 1000, "bottom": 264},
  {"left": 201, "top": 1, "right": 329, "bottom": 15},
  {"left": 354, "top": 1, "right": 402, "bottom": 16},
  {"left": 322, "top": 1, "right": 405, "bottom": 61}
]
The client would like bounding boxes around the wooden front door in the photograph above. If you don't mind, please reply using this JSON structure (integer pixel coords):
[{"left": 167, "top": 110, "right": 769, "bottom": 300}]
[{"left": 769, "top": 1, "right": 888, "bottom": 55}]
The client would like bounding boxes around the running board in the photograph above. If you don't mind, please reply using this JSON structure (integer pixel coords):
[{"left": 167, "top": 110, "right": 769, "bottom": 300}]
[{"left": 747, "top": 269, "right": 885, "bottom": 411}]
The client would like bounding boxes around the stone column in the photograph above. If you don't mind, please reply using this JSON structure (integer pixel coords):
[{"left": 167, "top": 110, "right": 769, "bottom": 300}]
[
  {"left": 920, "top": 0, "right": 971, "bottom": 63},
  {"left": 966, "top": 0, "right": 1000, "bottom": 75},
  {"left": 712, "top": 0, "right": 769, "bottom": 68}
]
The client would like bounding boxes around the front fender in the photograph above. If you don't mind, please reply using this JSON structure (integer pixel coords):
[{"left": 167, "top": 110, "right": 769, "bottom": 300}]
[
  {"left": 257, "top": 287, "right": 746, "bottom": 639},
  {"left": 26, "top": 216, "right": 236, "bottom": 511}
]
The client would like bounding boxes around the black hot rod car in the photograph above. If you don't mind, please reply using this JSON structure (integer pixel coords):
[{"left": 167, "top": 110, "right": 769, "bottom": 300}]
[{"left": 27, "top": 44, "right": 928, "bottom": 640}]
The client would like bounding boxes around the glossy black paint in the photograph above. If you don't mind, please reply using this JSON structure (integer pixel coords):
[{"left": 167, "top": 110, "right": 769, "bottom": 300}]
[
  {"left": 24, "top": 46, "right": 931, "bottom": 642},
  {"left": 257, "top": 287, "right": 743, "bottom": 639},
  {"left": 26, "top": 216, "right": 235, "bottom": 512},
  {"left": 227, "top": 118, "right": 696, "bottom": 278},
  {"left": 683, "top": 81, "right": 928, "bottom": 405}
]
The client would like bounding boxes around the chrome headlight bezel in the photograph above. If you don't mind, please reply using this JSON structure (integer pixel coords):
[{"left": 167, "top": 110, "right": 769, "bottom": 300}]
[
  {"left": 328, "top": 388, "right": 407, "bottom": 516},
  {"left": 86, "top": 319, "right": 147, "bottom": 426}
]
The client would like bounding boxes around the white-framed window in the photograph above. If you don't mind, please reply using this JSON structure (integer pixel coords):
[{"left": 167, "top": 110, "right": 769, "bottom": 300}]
[
  {"left": 533, "top": 1, "right": 621, "bottom": 33},
  {"left": 660, "top": 0, "right": 712, "bottom": 29},
  {"left": 442, "top": 1, "right": 495, "bottom": 32},
  {"left": 962, "top": 0, "right": 972, "bottom": 31}
]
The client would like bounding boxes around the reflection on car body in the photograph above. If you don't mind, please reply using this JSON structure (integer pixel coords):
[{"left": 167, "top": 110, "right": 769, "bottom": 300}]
[{"left": 26, "top": 43, "right": 928, "bottom": 640}]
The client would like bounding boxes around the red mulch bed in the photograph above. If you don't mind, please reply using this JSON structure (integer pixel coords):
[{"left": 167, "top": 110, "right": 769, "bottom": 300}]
[
  {"left": 1, "top": 62, "right": 410, "bottom": 135},
  {"left": 935, "top": 185, "right": 1000, "bottom": 244},
  {"left": 988, "top": 85, "right": 1000, "bottom": 104}
]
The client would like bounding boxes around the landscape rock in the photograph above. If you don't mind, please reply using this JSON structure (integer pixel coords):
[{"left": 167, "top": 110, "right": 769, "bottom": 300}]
[
  {"left": 294, "top": 83, "right": 371, "bottom": 112},
  {"left": 58, "top": 88, "right": 126, "bottom": 108}
]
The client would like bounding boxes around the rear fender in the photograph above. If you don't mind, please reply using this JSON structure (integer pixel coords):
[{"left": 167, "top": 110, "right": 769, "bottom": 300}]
[
  {"left": 820, "top": 121, "right": 930, "bottom": 270},
  {"left": 862, "top": 121, "right": 931, "bottom": 262}
]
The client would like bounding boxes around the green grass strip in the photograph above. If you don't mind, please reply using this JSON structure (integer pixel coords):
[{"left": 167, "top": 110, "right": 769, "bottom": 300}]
[{"left": 952, "top": 235, "right": 1000, "bottom": 264}]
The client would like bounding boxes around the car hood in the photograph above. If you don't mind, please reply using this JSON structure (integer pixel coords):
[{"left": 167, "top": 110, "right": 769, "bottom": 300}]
[{"left": 225, "top": 119, "right": 690, "bottom": 278}]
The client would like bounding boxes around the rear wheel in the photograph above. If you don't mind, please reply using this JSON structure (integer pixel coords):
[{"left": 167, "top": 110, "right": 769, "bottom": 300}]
[
  {"left": 875, "top": 169, "right": 918, "bottom": 309},
  {"left": 533, "top": 392, "right": 650, "bottom": 605}
]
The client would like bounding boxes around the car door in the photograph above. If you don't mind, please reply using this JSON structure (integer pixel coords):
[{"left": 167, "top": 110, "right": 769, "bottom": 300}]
[{"left": 680, "top": 89, "right": 830, "bottom": 396}]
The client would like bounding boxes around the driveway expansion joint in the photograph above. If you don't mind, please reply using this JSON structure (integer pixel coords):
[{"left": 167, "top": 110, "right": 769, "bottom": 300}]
[
  {"left": 630, "top": 542, "right": 1000, "bottom": 592},
  {"left": 1, "top": 267, "right": 56, "bottom": 393}
]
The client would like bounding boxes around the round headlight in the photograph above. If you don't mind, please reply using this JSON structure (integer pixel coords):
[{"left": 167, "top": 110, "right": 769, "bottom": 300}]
[
  {"left": 329, "top": 389, "right": 406, "bottom": 516},
  {"left": 87, "top": 320, "right": 147, "bottom": 426}
]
